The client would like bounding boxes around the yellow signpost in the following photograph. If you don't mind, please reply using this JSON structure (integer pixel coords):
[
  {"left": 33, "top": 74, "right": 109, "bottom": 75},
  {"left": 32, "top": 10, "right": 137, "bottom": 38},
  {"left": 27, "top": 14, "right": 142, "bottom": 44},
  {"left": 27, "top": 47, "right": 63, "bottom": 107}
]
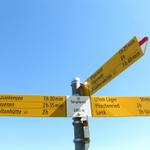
[
  {"left": 1, "top": 95, "right": 150, "bottom": 117},
  {"left": 91, "top": 96, "right": 150, "bottom": 117},
  {"left": 0, "top": 36, "right": 148, "bottom": 150},
  {"left": 0, "top": 95, "right": 66, "bottom": 117},
  {"left": 83, "top": 37, "right": 145, "bottom": 95}
]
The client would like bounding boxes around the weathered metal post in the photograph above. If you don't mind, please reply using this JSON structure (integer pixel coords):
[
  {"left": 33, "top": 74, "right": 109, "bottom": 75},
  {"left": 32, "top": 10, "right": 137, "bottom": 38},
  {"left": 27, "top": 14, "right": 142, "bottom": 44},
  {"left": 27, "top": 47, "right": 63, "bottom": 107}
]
[{"left": 71, "top": 77, "right": 90, "bottom": 150}]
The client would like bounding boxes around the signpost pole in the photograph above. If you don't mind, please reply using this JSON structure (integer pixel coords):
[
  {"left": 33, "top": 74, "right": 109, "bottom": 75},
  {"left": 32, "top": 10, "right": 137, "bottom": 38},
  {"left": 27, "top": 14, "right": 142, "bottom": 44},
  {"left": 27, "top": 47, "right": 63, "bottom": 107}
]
[{"left": 71, "top": 77, "right": 90, "bottom": 150}]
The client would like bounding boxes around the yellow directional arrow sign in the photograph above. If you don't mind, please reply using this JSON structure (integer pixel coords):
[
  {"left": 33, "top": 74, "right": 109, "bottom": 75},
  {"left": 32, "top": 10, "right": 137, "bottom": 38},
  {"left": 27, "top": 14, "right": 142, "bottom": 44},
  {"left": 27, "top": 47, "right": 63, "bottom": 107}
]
[
  {"left": 91, "top": 96, "right": 150, "bottom": 117},
  {"left": 0, "top": 95, "right": 150, "bottom": 117},
  {"left": 0, "top": 94, "right": 66, "bottom": 117},
  {"left": 81, "top": 36, "right": 148, "bottom": 95}
]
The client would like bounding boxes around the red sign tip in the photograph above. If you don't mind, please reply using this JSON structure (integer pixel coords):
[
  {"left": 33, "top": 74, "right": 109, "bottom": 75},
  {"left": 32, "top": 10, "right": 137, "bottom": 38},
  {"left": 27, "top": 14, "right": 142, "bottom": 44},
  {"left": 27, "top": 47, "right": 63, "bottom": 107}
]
[{"left": 139, "top": 36, "right": 148, "bottom": 46}]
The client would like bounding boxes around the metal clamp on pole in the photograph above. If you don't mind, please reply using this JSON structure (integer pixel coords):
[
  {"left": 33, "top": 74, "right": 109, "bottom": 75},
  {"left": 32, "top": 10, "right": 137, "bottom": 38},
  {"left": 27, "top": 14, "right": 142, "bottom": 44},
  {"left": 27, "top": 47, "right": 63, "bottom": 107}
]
[
  {"left": 82, "top": 118, "right": 90, "bottom": 150},
  {"left": 71, "top": 77, "right": 90, "bottom": 150}
]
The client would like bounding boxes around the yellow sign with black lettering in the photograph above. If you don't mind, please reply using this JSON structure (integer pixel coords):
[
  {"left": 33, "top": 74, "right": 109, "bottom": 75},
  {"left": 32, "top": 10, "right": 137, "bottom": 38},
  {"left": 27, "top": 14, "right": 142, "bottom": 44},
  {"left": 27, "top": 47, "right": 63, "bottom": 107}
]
[
  {"left": 91, "top": 96, "right": 150, "bottom": 117},
  {"left": 83, "top": 37, "right": 144, "bottom": 95},
  {"left": 0, "top": 94, "right": 66, "bottom": 117}
]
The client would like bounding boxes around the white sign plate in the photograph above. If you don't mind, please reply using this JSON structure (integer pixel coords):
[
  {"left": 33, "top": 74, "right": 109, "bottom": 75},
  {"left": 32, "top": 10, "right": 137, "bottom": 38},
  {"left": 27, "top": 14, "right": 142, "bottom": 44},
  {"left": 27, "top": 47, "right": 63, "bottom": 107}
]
[{"left": 67, "top": 96, "right": 92, "bottom": 117}]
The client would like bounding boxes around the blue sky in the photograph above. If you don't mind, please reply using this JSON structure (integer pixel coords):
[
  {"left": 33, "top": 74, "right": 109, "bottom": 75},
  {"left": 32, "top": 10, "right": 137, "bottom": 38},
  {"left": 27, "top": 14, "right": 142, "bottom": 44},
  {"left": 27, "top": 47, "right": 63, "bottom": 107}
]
[{"left": 0, "top": 0, "right": 150, "bottom": 150}]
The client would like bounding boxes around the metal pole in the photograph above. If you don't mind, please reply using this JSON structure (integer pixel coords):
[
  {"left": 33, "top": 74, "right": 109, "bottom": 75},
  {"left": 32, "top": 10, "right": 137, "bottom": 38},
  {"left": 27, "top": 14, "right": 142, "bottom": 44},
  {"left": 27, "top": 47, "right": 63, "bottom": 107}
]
[{"left": 71, "top": 77, "right": 90, "bottom": 150}]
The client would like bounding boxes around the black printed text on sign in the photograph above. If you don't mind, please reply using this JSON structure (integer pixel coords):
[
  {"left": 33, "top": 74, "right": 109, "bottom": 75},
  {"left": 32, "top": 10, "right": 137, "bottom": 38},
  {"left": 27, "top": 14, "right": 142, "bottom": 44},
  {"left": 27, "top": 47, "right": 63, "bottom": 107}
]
[
  {"left": 0, "top": 95, "right": 66, "bottom": 117},
  {"left": 83, "top": 37, "right": 146, "bottom": 95},
  {"left": 91, "top": 96, "right": 150, "bottom": 117}
]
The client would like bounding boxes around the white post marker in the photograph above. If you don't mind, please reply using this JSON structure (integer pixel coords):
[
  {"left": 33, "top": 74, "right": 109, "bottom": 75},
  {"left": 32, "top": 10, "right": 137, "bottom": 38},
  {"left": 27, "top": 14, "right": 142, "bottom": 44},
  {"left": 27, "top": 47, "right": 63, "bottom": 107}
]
[{"left": 67, "top": 96, "right": 92, "bottom": 117}]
